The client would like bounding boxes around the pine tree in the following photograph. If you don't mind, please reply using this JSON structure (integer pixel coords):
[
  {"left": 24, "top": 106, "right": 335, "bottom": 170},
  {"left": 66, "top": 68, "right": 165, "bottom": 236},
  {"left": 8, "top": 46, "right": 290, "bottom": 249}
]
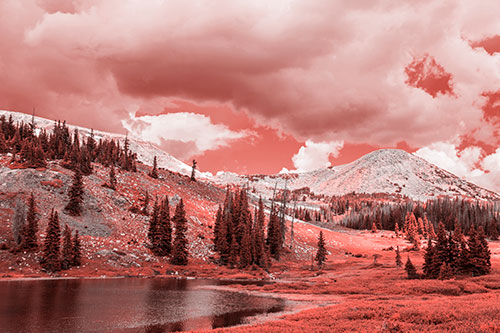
[
  {"left": 405, "top": 256, "right": 417, "bottom": 279},
  {"left": 438, "top": 262, "right": 454, "bottom": 280},
  {"left": 267, "top": 207, "right": 282, "bottom": 260},
  {"left": 148, "top": 199, "right": 159, "bottom": 248},
  {"left": 253, "top": 198, "right": 267, "bottom": 268},
  {"left": 149, "top": 156, "right": 158, "bottom": 179},
  {"left": 229, "top": 234, "right": 238, "bottom": 268},
  {"left": 21, "top": 193, "right": 38, "bottom": 250},
  {"left": 154, "top": 196, "right": 172, "bottom": 256},
  {"left": 108, "top": 165, "right": 117, "bottom": 190},
  {"left": 41, "top": 210, "right": 61, "bottom": 272},
  {"left": 371, "top": 222, "right": 377, "bottom": 233},
  {"left": 190, "top": 159, "right": 197, "bottom": 181},
  {"left": 423, "top": 240, "right": 438, "bottom": 278},
  {"left": 315, "top": 231, "right": 327, "bottom": 268},
  {"left": 394, "top": 223, "right": 400, "bottom": 237},
  {"left": 239, "top": 214, "right": 253, "bottom": 268},
  {"left": 171, "top": 199, "right": 188, "bottom": 265},
  {"left": 12, "top": 198, "right": 26, "bottom": 246},
  {"left": 71, "top": 230, "right": 81, "bottom": 267},
  {"left": 141, "top": 191, "right": 150, "bottom": 215},
  {"left": 213, "top": 206, "right": 222, "bottom": 251},
  {"left": 395, "top": 246, "right": 402, "bottom": 267},
  {"left": 65, "top": 169, "right": 84, "bottom": 216},
  {"left": 61, "top": 225, "right": 73, "bottom": 270}
]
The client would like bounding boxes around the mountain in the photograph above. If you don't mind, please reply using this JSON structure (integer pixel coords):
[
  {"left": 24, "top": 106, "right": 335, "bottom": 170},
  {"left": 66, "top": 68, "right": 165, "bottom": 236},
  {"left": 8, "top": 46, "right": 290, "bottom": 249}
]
[
  {"left": 2, "top": 110, "right": 498, "bottom": 201},
  {"left": 215, "top": 149, "right": 500, "bottom": 201}
]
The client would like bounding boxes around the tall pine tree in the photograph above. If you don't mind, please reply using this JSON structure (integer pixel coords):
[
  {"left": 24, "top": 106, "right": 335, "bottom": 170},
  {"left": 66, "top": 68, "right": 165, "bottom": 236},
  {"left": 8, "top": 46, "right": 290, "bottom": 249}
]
[
  {"left": 41, "top": 210, "right": 61, "bottom": 272},
  {"left": 65, "top": 169, "right": 84, "bottom": 216},
  {"left": 171, "top": 199, "right": 188, "bottom": 265}
]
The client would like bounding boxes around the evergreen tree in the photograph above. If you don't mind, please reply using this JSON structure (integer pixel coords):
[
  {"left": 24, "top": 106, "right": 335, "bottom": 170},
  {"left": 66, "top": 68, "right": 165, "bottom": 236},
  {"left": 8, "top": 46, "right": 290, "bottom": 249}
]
[
  {"left": 395, "top": 246, "right": 402, "bottom": 267},
  {"left": 394, "top": 223, "right": 400, "bottom": 237},
  {"left": 149, "top": 156, "right": 158, "bottom": 179},
  {"left": 107, "top": 165, "right": 117, "bottom": 190},
  {"left": 229, "top": 234, "right": 238, "bottom": 268},
  {"left": 171, "top": 199, "right": 188, "bottom": 265},
  {"left": 190, "top": 159, "right": 197, "bottom": 181},
  {"left": 267, "top": 207, "right": 282, "bottom": 260},
  {"left": 41, "top": 210, "right": 61, "bottom": 272},
  {"left": 423, "top": 240, "right": 438, "bottom": 278},
  {"left": 71, "top": 230, "right": 81, "bottom": 267},
  {"left": 61, "top": 225, "right": 73, "bottom": 270},
  {"left": 65, "top": 169, "right": 84, "bottom": 216},
  {"left": 405, "top": 256, "right": 417, "bottom": 279},
  {"left": 213, "top": 206, "right": 222, "bottom": 251},
  {"left": 148, "top": 199, "right": 159, "bottom": 248},
  {"left": 239, "top": 214, "right": 253, "bottom": 268},
  {"left": 315, "top": 231, "right": 327, "bottom": 268},
  {"left": 438, "top": 262, "right": 454, "bottom": 280},
  {"left": 21, "top": 193, "right": 38, "bottom": 250},
  {"left": 371, "top": 222, "right": 377, "bottom": 233},
  {"left": 141, "top": 191, "right": 150, "bottom": 215},
  {"left": 253, "top": 198, "right": 267, "bottom": 268},
  {"left": 154, "top": 196, "right": 172, "bottom": 256}
]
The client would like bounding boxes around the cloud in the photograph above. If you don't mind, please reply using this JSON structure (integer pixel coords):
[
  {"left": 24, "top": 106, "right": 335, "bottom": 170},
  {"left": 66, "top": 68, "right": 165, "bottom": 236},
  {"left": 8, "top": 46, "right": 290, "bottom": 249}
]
[
  {"left": 292, "top": 140, "right": 344, "bottom": 172},
  {"left": 415, "top": 141, "right": 500, "bottom": 192},
  {"left": 2, "top": 1, "right": 500, "bottom": 160},
  {"left": 122, "top": 112, "right": 250, "bottom": 159}
]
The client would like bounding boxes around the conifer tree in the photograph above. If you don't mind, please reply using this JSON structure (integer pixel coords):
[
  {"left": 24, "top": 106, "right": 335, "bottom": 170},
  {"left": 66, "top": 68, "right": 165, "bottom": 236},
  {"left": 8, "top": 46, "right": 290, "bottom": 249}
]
[
  {"left": 171, "top": 199, "right": 188, "bottom": 265},
  {"left": 41, "top": 210, "right": 61, "bottom": 272},
  {"left": 229, "top": 234, "right": 238, "bottom": 268},
  {"left": 149, "top": 156, "right": 158, "bottom": 179},
  {"left": 216, "top": 213, "right": 230, "bottom": 265},
  {"left": 61, "top": 225, "right": 73, "bottom": 270},
  {"left": 253, "top": 198, "right": 267, "bottom": 268},
  {"left": 22, "top": 193, "right": 38, "bottom": 250},
  {"left": 371, "top": 222, "right": 377, "bottom": 233},
  {"left": 148, "top": 199, "right": 159, "bottom": 247},
  {"left": 395, "top": 246, "right": 402, "bottom": 267},
  {"left": 267, "top": 207, "right": 282, "bottom": 260},
  {"left": 72, "top": 230, "right": 81, "bottom": 266},
  {"left": 65, "top": 169, "right": 84, "bottom": 216},
  {"left": 154, "top": 196, "right": 172, "bottom": 256},
  {"left": 141, "top": 191, "right": 150, "bottom": 215},
  {"left": 315, "top": 231, "right": 327, "bottom": 268},
  {"left": 438, "top": 262, "right": 454, "bottom": 280},
  {"left": 405, "top": 256, "right": 417, "bottom": 279},
  {"left": 394, "top": 223, "right": 400, "bottom": 237},
  {"left": 108, "top": 165, "right": 117, "bottom": 190},
  {"left": 423, "top": 240, "right": 438, "bottom": 278},
  {"left": 190, "top": 159, "right": 197, "bottom": 181},
  {"left": 213, "top": 206, "right": 222, "bottom": 251}
]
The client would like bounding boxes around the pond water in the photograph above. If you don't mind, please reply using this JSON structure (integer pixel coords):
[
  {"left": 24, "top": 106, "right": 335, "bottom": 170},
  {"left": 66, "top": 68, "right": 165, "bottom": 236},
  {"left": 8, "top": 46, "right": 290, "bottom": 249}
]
[{"left": 0, "top": 278, "right": 286, "bottom": 332}]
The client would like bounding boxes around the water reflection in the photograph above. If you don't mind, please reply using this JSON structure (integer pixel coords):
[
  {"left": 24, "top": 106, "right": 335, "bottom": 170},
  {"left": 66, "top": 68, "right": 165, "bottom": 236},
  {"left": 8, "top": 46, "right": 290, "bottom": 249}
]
[{"left": 0, "top": 278, "right": 285, "bottom": 332}]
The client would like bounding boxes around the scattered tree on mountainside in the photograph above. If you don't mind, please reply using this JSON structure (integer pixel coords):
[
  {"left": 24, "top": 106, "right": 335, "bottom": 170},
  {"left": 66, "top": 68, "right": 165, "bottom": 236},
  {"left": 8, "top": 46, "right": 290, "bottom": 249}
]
[
  {"left": 213, "top": 189, "right": 269, "bottom": 269},
  {"left": 72, "top": 231, "right": 82, "bottom": 267},
  {"left": 41, "top": 210, "right": 61, "bottom": 272},
  {"left": 395, "top": 246, "right": 402, "bottom": 267},
  {"left": 65, "top": 169, "right": 84, "bottom": 216},
  {"left": 191, "top": 159, "right": 197, "bottom": 181},
  {"left": 405, "top": 256, "right": 418, "bottom": 279},
  {"left": 141, "top": 191, "right": 150, "bottom": 215},
  {"left": 149, "top": 156, "right": 158, "bottom": 179},
  {"left": 0, "top": 114, "right": 137, "bottom": 174},
  {"left": 61, "top": 225, "right": 73, "bottom": 270},
  {"left": 21, "top": 193, "right": 38, "bottom": 250},
  {"left": 148, "top": 199, "right": 159, "bottom": 247},
  {"left": 151, "top": 196, "right": 172, "bottom": 256},
  {"left": 12, "top": 198, "right": 26, "bottom": 246},
  {"left": 315, "top": 231, "right": 327, "bottom": 268},
  {"left": 422, "top": 222, "right": 491, "bottom": 279},
  {"left": 171, "top": 199, "right": 189, "bottom": 265},
  {"left": 105, "top": 165, "right": 117, "bottom": 190}
]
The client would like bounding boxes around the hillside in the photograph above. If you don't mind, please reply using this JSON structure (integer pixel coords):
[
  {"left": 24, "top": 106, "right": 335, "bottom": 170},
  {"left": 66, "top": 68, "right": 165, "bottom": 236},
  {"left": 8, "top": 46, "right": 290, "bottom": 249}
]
[{"left": 216, "top": 149, "right": 500, "bottom": 201}]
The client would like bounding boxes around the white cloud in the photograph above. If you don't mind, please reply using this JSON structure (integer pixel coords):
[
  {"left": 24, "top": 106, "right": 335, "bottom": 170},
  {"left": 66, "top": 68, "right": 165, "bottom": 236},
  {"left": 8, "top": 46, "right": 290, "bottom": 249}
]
[
  {"left": 122, "top": 112, "right": 249, "bottom": 159},
  {"left": 415, "top": 141, "right": 500, "bottom": 192},
  {"left": 292, "top": 140, "right": 344, "bottom": 172}
]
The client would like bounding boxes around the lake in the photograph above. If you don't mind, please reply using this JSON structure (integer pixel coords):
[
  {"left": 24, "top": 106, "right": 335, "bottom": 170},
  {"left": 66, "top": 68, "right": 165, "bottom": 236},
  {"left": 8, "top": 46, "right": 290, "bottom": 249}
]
[{"left": 0, "top": 278, "right": 286, "bottom": 332}]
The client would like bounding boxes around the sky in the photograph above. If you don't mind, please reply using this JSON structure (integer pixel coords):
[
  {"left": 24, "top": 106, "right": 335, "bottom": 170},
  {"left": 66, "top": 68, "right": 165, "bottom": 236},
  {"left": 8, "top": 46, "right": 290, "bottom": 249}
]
[{"left": 1, "top": 1, "right": 500, "bottom": 190}]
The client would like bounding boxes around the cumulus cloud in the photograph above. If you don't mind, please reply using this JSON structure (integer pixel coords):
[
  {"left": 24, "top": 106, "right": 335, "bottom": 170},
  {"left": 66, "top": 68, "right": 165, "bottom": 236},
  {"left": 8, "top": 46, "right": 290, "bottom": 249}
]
[
  {"left": 292, "top": 140, "right": 344, "bottom": 172},
  {"left": 122, "top": 112, "right": 250, "bottom": 159},
  {"left": 415, "top": 142, "right": 500, "bottom": 192},
  {"left": 1, "top": 0, "right": 500, "bottom": 147}
]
